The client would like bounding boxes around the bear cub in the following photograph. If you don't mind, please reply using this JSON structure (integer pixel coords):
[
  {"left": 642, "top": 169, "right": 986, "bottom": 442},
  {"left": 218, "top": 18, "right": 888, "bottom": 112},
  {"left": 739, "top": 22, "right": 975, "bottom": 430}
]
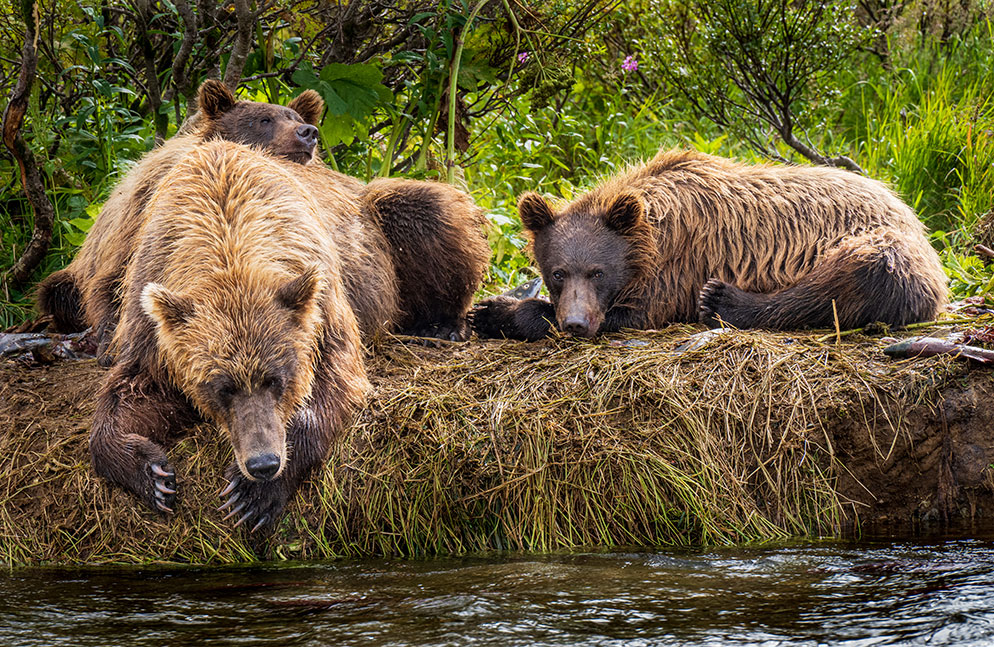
[{"left": 472, "top": 149, "right": 948, "bottom": 340}]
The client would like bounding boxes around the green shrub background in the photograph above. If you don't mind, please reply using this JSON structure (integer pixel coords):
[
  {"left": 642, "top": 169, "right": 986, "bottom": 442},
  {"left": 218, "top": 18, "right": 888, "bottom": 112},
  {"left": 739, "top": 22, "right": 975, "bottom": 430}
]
[{"left": 1, "top": 0, "right": 992, "bottom": 328}]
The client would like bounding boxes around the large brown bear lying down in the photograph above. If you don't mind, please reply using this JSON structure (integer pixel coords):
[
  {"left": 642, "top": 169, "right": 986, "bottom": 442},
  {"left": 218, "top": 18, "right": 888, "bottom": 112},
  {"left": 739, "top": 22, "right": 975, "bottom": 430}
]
[
  {"left": 472, "top": 149, "right": 949, "bottom": 340},
  {"left": 92, "top": 141, "right": 371, "bottom": 532},
  {"left": 38, "top": 80, "right": 489, "bottom": 360}
]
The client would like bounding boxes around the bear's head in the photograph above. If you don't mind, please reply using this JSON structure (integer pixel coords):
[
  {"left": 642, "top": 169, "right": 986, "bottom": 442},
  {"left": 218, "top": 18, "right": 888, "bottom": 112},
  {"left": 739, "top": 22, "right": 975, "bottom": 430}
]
[
  {"left": 197, "top": 79, "right": 325, "bottom": 165},
  {"left": 519, "top": 191, "right": 650, "bottom": 337},
  {"left": 140, "top": 267, "right": 325, "bottom": 482}
]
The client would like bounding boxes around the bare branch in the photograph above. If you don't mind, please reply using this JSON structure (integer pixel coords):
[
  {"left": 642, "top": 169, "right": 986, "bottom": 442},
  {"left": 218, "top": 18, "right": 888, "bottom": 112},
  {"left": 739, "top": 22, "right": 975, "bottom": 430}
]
[
  {"left": 2, "top": 0, "right": 57, "bottom": 289},
  {"left": 222, "top": 0, "right": 257, "bottom": 89},
  {"left": 164, "top": 0, "right": 198, "bottom": 107}
]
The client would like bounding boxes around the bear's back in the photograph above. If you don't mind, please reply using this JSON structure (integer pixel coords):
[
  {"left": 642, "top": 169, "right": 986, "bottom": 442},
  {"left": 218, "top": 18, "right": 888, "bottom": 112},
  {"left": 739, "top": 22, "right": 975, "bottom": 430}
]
[
  {"left": 627, "top": 149, "right": 924, "bottom": 240},
  {"left": 139, "top": 141, "right": 339, "bottom": 291}
]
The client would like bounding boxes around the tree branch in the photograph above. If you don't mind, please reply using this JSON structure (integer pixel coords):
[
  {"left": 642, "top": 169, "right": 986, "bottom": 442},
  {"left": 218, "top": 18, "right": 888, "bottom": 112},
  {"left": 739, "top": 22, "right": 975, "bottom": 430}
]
[
  {"left": 222, "top": 0, "right": 257, "bottom": 89},
  {"left": 2, "top": 0, "right": 57, "bottom": 289}
]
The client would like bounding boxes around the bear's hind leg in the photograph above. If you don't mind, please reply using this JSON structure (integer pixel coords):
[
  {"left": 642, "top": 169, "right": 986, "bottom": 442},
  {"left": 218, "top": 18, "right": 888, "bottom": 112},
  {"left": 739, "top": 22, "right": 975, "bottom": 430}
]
[
  {"left": 90, "top": 364, "right": 199, "bottom": 513},
  {"left": 698, "top": 230, "right": 947, "bottom": 330},
  {"left": 36, "top": 270, "right": 86, "bottom": 332},
  {"left": 363, "top": 179, "right": 489, "bottom": 342}
]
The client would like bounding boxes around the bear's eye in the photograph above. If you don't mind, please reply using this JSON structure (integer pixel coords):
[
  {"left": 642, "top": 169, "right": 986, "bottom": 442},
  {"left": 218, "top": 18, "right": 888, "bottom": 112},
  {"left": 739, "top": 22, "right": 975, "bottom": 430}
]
[
  {"left": 551, "top": 270, "right": 565, "bottom": 282},
  {"left": 218, "top": 384, "right": 237, "bottom": 401},
  {"left": 591, "top": 270, "right": 604, "bottom": 280},
  {"left": 261, "top": 375, "right": 284, "bottom": 395},
  {"left": 260, "top": 117, "right": 271, "bottom": 125}
]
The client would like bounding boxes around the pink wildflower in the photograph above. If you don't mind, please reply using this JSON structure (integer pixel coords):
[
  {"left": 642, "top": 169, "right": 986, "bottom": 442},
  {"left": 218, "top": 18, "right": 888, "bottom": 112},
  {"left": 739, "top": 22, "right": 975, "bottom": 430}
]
[{"left": 622, "top": 55, "right": 638, "bottom": 72}]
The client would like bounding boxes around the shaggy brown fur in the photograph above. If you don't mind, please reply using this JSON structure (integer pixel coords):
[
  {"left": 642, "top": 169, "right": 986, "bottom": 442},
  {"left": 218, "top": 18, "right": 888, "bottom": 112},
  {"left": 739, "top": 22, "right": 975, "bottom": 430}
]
[
  {"left": 38, "top": 80, "right": 487, "bottom": 354},
  {"left": 362, "top": 178, "right": 489, "bottom": 340},
  {"left": 37, "top": 80, "right": 324, "bottom": 356},
  {"left": 91, "top": 141, "right": 370, "bottom": 531},
  {"left": 472, "top": 149, "right": 949, "bottom": 339}
]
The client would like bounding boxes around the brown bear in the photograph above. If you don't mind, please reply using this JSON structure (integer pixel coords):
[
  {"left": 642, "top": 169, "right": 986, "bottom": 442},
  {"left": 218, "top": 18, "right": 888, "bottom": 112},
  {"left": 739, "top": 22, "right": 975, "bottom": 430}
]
[
  {"left": 36, "top": 81, "right": 325, "bottom": 349},
  {"left": 38, "top": 80, "right": 488, "bottom": 358},
  {"left": 471, "top": 149, "right": 949, "bottom": 340},
  {"left": 91, "top": 140, "right": 371, "bottom": 531}
]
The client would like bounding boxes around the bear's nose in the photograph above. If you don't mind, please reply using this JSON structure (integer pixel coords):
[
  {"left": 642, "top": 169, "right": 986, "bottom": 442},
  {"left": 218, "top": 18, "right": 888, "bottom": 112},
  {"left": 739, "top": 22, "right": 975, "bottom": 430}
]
[
  {"left": 296, "top": 124, "right": 319, "bottom": 148},
  {"left": 245, "top": 453, "right": 281, "bottom": 481},
  {"left": 562, "top": 316, "right": 592, "bottom": 337}
]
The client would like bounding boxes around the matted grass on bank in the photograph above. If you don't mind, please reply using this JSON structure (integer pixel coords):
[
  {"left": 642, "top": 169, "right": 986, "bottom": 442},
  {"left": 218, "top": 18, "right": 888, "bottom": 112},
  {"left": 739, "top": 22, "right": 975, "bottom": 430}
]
[{"left": 0, "top": 327, "right": 976, "bottom": 566}]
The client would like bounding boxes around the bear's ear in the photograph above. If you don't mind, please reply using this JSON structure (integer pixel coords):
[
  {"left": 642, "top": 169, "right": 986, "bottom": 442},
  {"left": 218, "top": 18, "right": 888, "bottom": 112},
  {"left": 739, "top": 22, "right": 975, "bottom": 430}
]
[
  {"left": 141, "top": 283, "right": 194, "bottom": 332},
  {"left": 603, "top": 192, "right": 645, "bottom": 236},
  {"left": 518, "top": 192, "right": 556, "bottom": 232},
  {"left": 276, "top": 267, "right": 324, "bottom": 318},
  {"left": 287, "top": 90, "right": 325, "bottom": 126},
  {"left": 198, "top": 79, "right": 236, "bottom": 119}
]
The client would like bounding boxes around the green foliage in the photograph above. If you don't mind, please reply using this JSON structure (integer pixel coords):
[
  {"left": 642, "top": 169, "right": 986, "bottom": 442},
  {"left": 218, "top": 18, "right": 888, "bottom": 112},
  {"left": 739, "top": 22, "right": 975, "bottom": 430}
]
[
  {"left": 292, "top": 62, "right": 394, "bottom": 149},
  {"left": 654, "top": 0, "right": 869, "bottom": 158},
  {"left": 833, "top": 24, "right": 994, "bottom": 235},
  {"left": 939, "top": 247, "right": 994, "bottom": 299},
  {"left": 2, "top": 1, "right": 994, "bottom": 328}
]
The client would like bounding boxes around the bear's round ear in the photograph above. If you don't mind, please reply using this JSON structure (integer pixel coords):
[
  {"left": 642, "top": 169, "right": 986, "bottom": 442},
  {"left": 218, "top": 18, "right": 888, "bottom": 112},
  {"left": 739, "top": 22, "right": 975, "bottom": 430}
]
[
  {"left": 287, "top": 90, "right": 325, "bottom": 126},
  {"left": 141, "top": 283, "right": 194, "bottom": 332},
  {"left": 276, "top": 266, "right": 324, "bottom": 321},
  {"left": 518, "top": 192, "right": 556, "bottom": 232},
  {"left": 198, "top": 79, "right": 236, "bottom": 118},
  {"left": 603, "top": 192, "right": 645, "bottom": 236}
]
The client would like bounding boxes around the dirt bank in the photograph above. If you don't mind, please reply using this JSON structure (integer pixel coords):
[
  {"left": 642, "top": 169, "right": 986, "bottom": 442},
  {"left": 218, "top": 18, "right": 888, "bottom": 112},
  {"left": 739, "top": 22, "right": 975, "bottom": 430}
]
[{"left": 2, "top": 328, "right": 993, "bottom": 565}]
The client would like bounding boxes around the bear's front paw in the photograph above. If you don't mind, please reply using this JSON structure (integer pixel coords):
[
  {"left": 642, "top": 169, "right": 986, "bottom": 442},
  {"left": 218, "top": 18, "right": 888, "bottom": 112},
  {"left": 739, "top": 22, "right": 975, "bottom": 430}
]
[
  {"left": 217, "top": 467, "right": 292, "bottom": 534},
  {"left": 698, "top": 279, "right": 762, "bottom": 329},
  {"left": 148, "top": 461, "right": 178, "bottom": 513},
  {"left": 468, "top": 296, "right": 518, "bottom": 339}
]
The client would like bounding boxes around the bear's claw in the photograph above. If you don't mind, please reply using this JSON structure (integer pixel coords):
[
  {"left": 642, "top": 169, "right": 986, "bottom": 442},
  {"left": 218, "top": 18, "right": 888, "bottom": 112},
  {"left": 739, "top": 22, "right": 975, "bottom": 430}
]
[
  {"left": 403, "top": 319, "right": 470, "bottom": 342},
  {"left": 222, "top": 501, "right": 247, "bottom": 521},
  {"left": 149, "top": 461, "right": 177, "bottom": 513},
  {"left": 219, "top": 470, "right": 288, "bottom": 534},
  {"left": 697, "top": 278, "right": 726, "bottom": 327}
]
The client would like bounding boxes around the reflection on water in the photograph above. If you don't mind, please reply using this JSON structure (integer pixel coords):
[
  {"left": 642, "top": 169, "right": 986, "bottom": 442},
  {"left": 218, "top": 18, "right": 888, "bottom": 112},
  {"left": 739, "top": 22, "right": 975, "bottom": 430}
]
[{"left": 3, "top": 534, "right": 994, "bottom": 646}]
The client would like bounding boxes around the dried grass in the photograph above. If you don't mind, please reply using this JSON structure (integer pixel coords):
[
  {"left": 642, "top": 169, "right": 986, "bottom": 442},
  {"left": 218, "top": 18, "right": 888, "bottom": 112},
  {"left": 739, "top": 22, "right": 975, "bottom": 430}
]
[{"left": 0, "top": 327, "right": 961, "bottom": 566}]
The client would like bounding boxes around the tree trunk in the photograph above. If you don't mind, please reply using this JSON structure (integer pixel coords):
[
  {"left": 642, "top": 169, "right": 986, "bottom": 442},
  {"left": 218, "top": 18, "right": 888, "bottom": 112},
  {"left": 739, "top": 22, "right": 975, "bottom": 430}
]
[{"left": 2, "top": 0, "right": 57, "bottom": 290}]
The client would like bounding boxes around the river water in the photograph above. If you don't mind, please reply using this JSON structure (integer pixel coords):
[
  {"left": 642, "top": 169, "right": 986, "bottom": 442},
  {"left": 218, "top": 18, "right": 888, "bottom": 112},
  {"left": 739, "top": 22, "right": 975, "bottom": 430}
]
[{"left": 3, "top": 534, "right": 994, "bottom": 646}]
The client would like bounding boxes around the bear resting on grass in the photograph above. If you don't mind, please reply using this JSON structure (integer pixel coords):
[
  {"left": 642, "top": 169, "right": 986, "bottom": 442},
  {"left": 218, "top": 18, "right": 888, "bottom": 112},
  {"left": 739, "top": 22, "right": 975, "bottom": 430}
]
[
  {"left": 38, "top": 80, "right": 489, "bottom": 363},
  {"left": 91, "top": 141, "right": 371, "bottom": 532},
  {"left": 472, "top": 149, "right": 948, "bottom": 340}
]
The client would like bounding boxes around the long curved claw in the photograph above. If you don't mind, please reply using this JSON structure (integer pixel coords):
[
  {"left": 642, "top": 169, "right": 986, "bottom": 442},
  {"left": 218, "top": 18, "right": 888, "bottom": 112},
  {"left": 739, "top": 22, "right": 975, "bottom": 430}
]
[
  {"left": 150, "top": 463, "right": 173, "bottom": 478},
  {"left": 218, "top": 479, "right": 238, "bottom": 498},
  {"left": 154, "top": 481, "right": 177, "bottom": 495},
  {"left": 233, "top": 509, "right": 254, "bottom": 528},
  {"left": 155, "top": 500, "right": 174, "bottom": 513},
  {"left": 217, "top": 491, "right": 241, "bottom": 512},
  {"left": 250, "top": 516, "right": 269, "bottom": 533},
  {"left": 222, "top": 501, "right": 246, "bottom": 521}
]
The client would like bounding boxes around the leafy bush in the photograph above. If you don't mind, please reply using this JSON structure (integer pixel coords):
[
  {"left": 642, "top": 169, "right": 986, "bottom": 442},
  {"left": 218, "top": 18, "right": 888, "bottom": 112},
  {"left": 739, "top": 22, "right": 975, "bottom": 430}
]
[{"left": 2, "top": 1, "right": 993, "bottom": 328}]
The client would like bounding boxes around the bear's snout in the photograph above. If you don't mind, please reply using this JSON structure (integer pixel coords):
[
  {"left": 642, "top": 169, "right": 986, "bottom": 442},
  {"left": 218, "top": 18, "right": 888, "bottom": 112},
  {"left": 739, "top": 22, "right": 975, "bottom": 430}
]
[
  {"left": 557, "top": 281, "right": 604, "bottom": 338},
  {"left": 562, "top": 315, "right": 595, "bottom": 337},
  {"left": 245, "top": 453, "right": 281, "bottom": 481},
  {"left": 296, "top": 124, "right": 319, "bottom": 149}
]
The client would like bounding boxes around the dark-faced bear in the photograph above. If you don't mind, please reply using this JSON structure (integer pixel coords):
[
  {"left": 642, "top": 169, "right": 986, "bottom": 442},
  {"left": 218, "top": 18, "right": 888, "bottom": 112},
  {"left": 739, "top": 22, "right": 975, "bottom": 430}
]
[
  {"left": 197, "top": 79, "right": 323, "bottom": 164},
  {"left": 471, "top": 149, "right": 948, "bottom": 339}
]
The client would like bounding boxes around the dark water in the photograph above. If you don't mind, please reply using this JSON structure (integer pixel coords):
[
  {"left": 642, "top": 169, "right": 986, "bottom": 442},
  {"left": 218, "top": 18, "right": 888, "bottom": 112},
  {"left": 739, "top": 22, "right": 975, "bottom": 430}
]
[{"left": 3, "top": 536, "right": 994, "bottom": 646}]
